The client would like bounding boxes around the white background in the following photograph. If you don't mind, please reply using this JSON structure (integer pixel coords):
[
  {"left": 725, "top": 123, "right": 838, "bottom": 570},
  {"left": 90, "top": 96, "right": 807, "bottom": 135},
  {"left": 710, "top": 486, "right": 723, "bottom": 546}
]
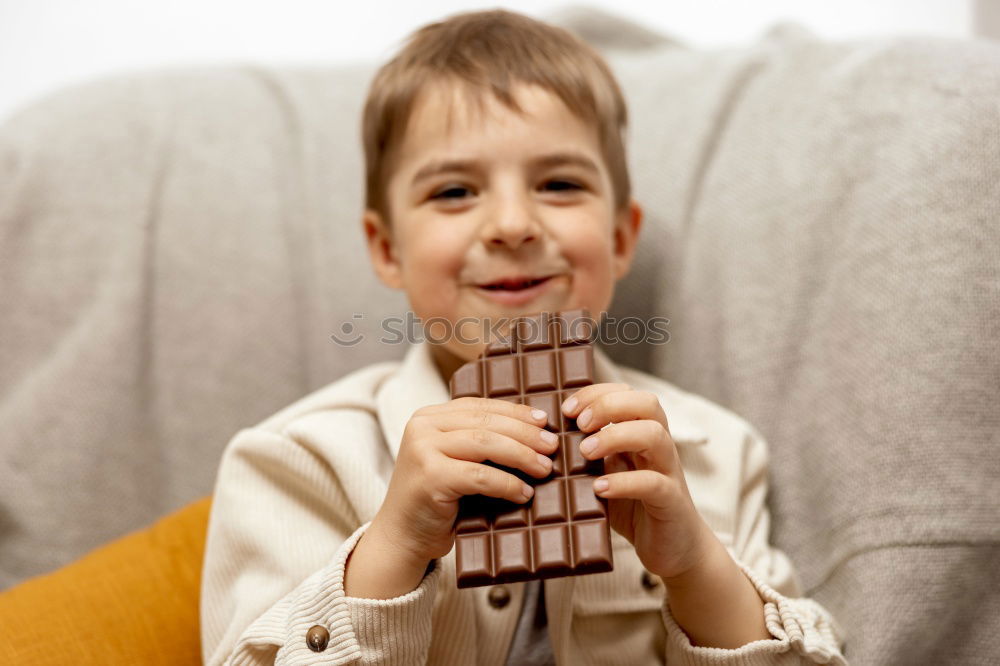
[{"left": 0, "top": 0, "right": 986, "bottom": 123}]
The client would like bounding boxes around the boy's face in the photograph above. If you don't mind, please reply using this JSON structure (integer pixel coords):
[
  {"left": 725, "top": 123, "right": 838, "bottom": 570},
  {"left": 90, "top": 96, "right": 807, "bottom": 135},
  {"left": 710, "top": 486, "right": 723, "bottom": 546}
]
[{"left": 364, "top": 81, "right": 642, "bottom": 376}]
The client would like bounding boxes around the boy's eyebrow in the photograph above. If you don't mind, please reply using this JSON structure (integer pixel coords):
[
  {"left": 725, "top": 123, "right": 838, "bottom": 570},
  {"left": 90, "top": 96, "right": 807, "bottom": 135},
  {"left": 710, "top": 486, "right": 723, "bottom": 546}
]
[
  {"left": 533, "top": 152, "right": 601, "bottom": 175},
  {"left": 410, "top": 152, "right": 600, "bottom": 187}
]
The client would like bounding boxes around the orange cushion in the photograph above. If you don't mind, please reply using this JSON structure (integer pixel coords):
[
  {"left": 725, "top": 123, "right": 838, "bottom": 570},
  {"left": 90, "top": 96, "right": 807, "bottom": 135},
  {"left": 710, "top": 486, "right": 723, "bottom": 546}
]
[{"left": 0, "top": 496, "right": 211, "bottom": 665}]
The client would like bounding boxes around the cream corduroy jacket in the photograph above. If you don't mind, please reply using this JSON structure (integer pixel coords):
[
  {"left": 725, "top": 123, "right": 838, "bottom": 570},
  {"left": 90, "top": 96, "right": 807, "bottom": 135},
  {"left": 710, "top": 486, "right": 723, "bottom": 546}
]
[{"left": 200, "top": 341, "right": 847, "bottom": 665}]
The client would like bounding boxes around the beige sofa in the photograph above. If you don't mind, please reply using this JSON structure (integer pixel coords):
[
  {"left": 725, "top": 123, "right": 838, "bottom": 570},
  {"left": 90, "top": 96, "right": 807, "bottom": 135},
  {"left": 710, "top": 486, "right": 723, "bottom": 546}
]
[{"left": 1, "top": 8, "right": 997, "bottom": 664}]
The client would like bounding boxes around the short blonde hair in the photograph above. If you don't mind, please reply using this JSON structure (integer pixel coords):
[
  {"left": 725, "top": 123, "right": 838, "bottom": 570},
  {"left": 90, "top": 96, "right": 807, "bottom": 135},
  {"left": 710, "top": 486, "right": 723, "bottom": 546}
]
[{"left": 361, "top": 9, "right": 631, "bottom": 222}]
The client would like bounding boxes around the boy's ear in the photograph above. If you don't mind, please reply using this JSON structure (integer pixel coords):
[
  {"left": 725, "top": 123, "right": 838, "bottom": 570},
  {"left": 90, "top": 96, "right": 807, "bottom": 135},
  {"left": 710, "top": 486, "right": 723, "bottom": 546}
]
[
  {"left": 612, "top": 199, "right": 644, "bottom": 280},
  {"left": 363, "top": 209, "right": 404, "bottom": 290}
]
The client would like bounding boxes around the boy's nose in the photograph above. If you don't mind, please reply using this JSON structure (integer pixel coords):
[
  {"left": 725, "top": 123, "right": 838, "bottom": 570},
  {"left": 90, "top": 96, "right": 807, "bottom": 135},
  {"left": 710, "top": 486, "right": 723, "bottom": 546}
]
[{"left": 483, "top": 198, "right": 542, "bottom": 250}]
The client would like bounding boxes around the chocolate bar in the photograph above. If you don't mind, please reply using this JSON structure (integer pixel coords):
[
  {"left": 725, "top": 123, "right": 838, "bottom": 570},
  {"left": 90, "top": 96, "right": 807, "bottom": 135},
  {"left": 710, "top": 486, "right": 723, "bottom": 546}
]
[{"left": 449, "top": 308, "right": 614, "bottom": 588}]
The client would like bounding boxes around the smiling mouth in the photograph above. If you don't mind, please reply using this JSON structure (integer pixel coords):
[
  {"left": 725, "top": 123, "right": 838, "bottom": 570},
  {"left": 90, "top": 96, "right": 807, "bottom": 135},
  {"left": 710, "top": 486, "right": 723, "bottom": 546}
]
[{"left": 478, "top": 276, "right": 553, "bottom": 291}]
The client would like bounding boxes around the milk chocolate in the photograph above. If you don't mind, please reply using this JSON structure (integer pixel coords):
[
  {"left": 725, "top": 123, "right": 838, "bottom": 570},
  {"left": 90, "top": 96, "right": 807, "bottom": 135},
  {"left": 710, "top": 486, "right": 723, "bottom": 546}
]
[{"left": 449, "top": 309, "right": 613, "bottom": 588}]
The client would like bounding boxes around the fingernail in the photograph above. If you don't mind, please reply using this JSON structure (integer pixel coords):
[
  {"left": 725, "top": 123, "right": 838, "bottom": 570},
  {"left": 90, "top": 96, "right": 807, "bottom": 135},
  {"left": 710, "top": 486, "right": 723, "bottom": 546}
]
[
  {"left": 562, "top": 396, "right": 577, "bottom": 414},
  {"left": 594, "top": 478, "right": 609, "bottom": 493},
  {"left": 540, "top": 429, "right": 558, "bottom": 447},
  {"left": 577, "top": 408, "right": 592, "bottom": 429},
  {"left": 580, "top": 435, "right": 599, "bottom": 457},
  {"left": 531, "top": 409, "right": 547, "bottom": 422},
  {"left": 521, "top": 483, "right": 534, "bottom": 499},
  {"left": 536, "top": 453, "right": 552, "bottom": 470}
]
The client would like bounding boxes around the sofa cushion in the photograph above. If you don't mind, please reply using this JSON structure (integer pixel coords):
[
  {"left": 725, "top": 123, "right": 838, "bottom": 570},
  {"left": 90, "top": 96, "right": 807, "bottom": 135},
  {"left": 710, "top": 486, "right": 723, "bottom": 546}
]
[{"left": 0, "top": 496, "right": 210, "bottom": 664}]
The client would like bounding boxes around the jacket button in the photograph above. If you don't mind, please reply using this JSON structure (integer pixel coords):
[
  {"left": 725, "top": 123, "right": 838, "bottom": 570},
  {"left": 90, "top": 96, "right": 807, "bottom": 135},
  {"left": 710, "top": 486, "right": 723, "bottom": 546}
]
[
  {"left": 306, "top": 625, "right": 330, "bottom": 652},
  {"left": 487, "top": 585, "right": 511, "bottom": 609},
  {"left": 641, "top": 571, "right": 661, "bottom": 590}
]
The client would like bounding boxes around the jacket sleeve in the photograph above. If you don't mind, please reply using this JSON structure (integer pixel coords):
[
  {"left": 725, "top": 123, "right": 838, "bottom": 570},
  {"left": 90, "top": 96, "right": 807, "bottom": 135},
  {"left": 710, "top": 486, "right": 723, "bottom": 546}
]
[
  {"left": 661, "top": 426, "right": 849, "bottom": 665},
  {"left": 200, "top": 426, "right": 441, "bottom": 666}
]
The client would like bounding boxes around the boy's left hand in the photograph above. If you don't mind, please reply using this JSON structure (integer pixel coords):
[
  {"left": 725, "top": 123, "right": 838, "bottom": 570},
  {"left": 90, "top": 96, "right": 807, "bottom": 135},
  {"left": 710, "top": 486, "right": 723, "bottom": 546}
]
[{"left": 562, "top": 383, "right": 716, "bottom": 583}]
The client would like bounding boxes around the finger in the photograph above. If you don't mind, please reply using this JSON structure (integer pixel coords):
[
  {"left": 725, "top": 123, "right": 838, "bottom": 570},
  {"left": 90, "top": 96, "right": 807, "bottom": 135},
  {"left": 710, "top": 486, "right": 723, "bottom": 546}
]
[
  {"left": 573, "top": 389, "right": 668, "bottom": 433},
  {"left": 434, "top": 404, "right": 558, "bottom": 454},
  {"left": 603, "top": 452, "right": 635, "bottom": 475},
  {"left": 440, "top": 429, "right": 554, "bottom": 479},
  {"left": 444, "top": 459, "right": 535, "bottom": 504},
  {"left": 433, "top": 396, "right": 551, "bottom": 428},
  {"left": 560, "top": 383, "right": 632, "bottom": 419},
  {"left": 593, "top": 469, "right": 676, "bottom": 514},
  {"left": 578, "top": 420, "right": 673, "bottom": 473}
]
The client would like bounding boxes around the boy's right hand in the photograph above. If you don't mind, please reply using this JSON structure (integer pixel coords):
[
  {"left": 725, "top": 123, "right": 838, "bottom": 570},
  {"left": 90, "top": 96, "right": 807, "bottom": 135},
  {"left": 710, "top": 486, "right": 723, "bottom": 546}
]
[{"left": 372, "top": 397, "right": 557, "bottom": 564}]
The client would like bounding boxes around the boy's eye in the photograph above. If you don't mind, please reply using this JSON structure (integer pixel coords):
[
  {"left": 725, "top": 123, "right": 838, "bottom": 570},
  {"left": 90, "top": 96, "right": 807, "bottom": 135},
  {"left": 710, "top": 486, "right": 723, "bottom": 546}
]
[
  {"left": 543, "top": 180, "right": 583, "bottom": 192},
  {"left": 431, "top": 186, "right": 472, "bottom": 200}
]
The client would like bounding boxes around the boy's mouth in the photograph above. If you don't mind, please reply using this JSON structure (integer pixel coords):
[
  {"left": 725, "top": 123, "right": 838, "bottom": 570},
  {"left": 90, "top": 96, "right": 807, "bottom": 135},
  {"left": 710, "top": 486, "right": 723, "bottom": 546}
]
[
  {"left": 477, "top": 276, "right": 553, "bottom": 291},
  {"left": 472, "top": 274, "right": 559, "bottom": 307}
]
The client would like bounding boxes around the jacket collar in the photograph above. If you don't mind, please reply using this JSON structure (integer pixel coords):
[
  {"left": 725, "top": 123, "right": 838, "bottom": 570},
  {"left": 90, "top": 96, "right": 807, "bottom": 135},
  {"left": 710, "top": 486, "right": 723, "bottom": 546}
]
[{"left": 375, "top": 340, "right": 708, "bottom": 462}]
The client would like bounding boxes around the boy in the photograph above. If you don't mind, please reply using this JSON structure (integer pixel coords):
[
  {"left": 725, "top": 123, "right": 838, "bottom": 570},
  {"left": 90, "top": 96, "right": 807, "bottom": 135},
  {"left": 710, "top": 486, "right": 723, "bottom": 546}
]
[{"left": 201, "top": 9, "right": 846, "bottom": 665}]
